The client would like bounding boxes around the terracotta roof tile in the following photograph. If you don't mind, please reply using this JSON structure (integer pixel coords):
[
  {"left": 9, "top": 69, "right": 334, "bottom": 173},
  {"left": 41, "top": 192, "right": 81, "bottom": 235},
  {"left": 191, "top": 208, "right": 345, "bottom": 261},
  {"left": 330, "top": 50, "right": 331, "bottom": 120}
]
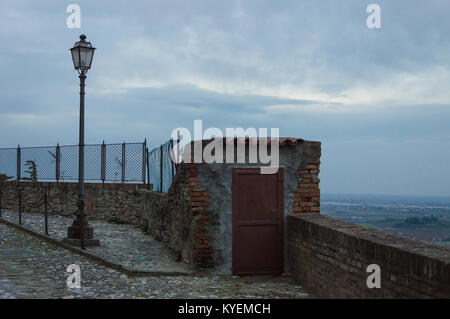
[{"left": 192, "top": 137, "right": 304, "bottom": 146}]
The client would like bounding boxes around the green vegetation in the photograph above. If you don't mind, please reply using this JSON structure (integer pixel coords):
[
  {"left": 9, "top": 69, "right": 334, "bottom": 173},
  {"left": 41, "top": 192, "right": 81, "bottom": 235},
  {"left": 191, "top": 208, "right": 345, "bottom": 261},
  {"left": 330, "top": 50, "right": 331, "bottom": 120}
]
[
  {"left": 0, "top": 173, "right": 12, "bottom": 181},
  {"left": 394, "top": 215, "right": 439, "bottom": 228},
  {"left": 23, "top": 160, "right": 38, "bottom": 182},
  {"left": 322, "top": 194, "right": 450, "bottom": 248}
]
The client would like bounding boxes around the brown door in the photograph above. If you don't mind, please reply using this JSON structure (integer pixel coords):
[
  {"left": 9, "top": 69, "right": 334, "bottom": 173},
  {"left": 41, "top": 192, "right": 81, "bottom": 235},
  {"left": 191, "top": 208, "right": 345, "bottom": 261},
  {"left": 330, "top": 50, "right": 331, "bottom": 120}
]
[{"left": 232, "top": 168, "right": 284, "bottom": 275}]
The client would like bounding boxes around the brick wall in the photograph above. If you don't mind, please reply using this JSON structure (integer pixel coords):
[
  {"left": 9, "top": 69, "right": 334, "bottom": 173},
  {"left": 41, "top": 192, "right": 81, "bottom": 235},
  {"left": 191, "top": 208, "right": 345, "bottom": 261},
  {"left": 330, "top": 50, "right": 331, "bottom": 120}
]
[
  {"left": 187, "top": 164, "right": 214, "bottom": 267},
  {"left": 292, "top": 141, "right": 321, "bottom": 214},
  {"left": 288, "top": 213, "right": 450, "bottom": 298}
]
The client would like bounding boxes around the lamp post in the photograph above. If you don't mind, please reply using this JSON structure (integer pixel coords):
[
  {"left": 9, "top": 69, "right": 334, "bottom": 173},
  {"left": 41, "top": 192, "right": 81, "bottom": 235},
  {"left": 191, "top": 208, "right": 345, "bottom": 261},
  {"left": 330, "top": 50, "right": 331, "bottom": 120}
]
[{"left": 63, "top": 34, "right": 100, "bottom": 249}]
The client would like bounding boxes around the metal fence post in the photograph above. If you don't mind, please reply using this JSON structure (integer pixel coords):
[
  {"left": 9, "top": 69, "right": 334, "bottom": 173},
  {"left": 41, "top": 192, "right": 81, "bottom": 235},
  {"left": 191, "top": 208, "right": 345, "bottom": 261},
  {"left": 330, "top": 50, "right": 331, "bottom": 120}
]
[
  {"left": 44, "top": 192, "right": 48, "bottom": 236},
  {"left": 101, "top": 141, "right": 106, "bottom": 184},
  {"left": 160, "top": 144, "right": 163, "bottom": 192},
  {"left": 142, "top": 139, "right": 147, "bottom": 185},
  {"left": 146, "top": 147, "right": 150, "bottom": 190},
  {"left": 18, "top": 185, "right": 22, "bottom": 225},
  {"left": 56, "top": 143, "right": 61, "bottom": 183},
  {"left": 170, "top": 139, "right": 175, "bottom": 179},
  {"left": 0, "top": 184, "right": 2, "bottom": 218},
  {"left": 121, "top": 142, "right": 126, "bottom": 183},
  {"left": 177, "top": 130, "right": 180, "bottom": 174},
  {"left": 17, "top": 145, "right": 21, "bottom": 181}
]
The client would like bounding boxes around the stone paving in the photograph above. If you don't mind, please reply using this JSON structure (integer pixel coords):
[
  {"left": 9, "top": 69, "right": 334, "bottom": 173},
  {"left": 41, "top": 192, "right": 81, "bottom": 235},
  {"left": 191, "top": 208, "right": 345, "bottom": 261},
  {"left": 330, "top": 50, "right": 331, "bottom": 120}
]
[
  {"left": 0, "top": 223, "right": 310, "bottom": 299},
  {"left": 1, "top": 210, "right": 192, "bottom": 274}
]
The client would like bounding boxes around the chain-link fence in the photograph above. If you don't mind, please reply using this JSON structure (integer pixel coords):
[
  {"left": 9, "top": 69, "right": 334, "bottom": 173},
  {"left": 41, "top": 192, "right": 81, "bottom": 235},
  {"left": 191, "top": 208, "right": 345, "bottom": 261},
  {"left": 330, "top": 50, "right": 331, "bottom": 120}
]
[
  {"left": 0, "top": 141, "right": 147, "bottom": 184},
  {"left": 148, "top": 140, "right": 177, "bottom": 193}
]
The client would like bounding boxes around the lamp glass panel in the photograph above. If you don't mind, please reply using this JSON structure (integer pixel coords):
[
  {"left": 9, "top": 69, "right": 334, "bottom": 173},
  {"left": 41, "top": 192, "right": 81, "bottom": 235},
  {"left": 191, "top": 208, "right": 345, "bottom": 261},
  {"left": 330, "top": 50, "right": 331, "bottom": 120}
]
[
  {"left": 79, "top": 47, "right": 94, "bottom": 68},
  {"left": 86, "top": 48, "right": 94, "bottom": 68},
  {"left": 71, "top": 48, "right": 80, "bottom": 69}
]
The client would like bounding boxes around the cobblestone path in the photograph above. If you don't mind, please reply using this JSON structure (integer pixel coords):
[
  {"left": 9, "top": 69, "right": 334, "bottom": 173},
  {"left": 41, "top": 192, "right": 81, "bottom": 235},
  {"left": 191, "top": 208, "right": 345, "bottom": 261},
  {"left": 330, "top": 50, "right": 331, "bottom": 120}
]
[
  {"left": 0, "top": 223, "right": 310, "bottom": 299},
  {"left": 1, "top": 211, "right": 191, "bottom": 274}
]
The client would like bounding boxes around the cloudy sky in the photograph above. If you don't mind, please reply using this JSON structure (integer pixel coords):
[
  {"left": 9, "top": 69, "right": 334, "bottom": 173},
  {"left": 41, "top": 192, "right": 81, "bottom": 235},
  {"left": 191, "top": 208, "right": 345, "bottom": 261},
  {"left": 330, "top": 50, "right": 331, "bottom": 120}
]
[{"left": 0, "top": 0, "right": 449, "bottom": 196}]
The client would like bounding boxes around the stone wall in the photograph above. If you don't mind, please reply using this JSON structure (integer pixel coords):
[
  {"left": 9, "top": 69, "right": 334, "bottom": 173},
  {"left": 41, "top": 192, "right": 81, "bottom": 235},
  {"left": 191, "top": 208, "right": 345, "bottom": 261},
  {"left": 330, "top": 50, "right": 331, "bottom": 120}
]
[
  {"left": 142, "top": 163, "right": 213, "bottom": 268},
  {"left": 0, "top": 181, "right": 153, "bottom": 225},
  {"left": 288, "top": 213, "right": 450, "bottom": 298}
]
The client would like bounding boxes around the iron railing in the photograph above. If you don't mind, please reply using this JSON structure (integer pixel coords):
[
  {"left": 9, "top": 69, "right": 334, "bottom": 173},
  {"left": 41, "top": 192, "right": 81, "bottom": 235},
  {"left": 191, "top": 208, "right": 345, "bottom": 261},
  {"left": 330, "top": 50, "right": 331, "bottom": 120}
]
[{"left": 0, "top": 183, "right": 81, "bottom": 240}]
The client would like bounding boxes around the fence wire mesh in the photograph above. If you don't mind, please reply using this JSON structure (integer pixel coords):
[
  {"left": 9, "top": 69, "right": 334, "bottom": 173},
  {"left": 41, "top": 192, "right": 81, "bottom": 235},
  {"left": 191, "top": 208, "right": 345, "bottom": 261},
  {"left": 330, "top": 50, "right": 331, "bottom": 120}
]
[
  {"left": 148, "top": 140, "right": 176, "bottom": 193},
  {"left": 0, "top": 142, "right": 146, "bottom": 183}
]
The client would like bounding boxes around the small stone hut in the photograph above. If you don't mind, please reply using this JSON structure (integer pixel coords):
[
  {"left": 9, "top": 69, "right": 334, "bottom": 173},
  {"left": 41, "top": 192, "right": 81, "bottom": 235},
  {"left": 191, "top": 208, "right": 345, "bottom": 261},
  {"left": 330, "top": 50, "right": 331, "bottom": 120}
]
[{"left": 144, "top": 137, "right": 321, "bottom": 275}]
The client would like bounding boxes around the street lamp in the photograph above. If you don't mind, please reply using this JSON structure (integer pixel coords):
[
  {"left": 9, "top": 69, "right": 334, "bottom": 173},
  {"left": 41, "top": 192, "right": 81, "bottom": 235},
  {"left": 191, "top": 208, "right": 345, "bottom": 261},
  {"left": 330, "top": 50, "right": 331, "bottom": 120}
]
[{"left": 63, "top": 34, "right": 99, "bottom": 249}]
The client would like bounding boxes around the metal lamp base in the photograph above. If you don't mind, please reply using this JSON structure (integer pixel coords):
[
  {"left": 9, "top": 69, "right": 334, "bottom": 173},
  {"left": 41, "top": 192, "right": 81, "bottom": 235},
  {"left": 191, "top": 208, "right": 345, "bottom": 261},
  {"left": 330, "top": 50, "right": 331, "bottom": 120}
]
[
  {"left": 67, "top": 222, "right": 94, "bottom": 239},
  {"left": 62, "top": 237, "right": 100, "bottom": 247},
  {"left": 64, "top": 222, "right": 100, "bottom": 247}
]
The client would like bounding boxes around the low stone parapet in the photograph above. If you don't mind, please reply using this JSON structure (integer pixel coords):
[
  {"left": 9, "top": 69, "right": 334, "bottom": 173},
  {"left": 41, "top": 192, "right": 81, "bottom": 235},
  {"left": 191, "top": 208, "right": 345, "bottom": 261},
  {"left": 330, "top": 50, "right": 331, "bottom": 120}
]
[{"left": 288, "top": 213, "right": 450, "bottom": 298}]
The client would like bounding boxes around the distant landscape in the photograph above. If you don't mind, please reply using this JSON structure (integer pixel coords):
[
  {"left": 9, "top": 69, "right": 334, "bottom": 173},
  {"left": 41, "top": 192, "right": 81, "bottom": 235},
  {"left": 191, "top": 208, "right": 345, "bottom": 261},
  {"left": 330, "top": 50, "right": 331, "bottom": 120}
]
[{"left": 322, "top": 194, "right": 450, "bottom": 248}]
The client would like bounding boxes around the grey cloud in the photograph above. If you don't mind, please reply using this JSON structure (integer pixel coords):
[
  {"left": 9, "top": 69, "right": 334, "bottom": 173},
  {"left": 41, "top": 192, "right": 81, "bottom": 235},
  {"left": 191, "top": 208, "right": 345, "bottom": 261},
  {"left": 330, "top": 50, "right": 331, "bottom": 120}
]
[{"left": 0, "top": 0, "right": 449, "bottom": 196}]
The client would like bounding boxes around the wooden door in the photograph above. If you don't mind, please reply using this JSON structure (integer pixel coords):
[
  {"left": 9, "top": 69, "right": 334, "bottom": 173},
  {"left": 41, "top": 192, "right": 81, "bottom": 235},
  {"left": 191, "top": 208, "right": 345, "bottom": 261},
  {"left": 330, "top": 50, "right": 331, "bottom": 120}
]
[{"left": 232, "top": 168, "right": 284, "bottom": 275}]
